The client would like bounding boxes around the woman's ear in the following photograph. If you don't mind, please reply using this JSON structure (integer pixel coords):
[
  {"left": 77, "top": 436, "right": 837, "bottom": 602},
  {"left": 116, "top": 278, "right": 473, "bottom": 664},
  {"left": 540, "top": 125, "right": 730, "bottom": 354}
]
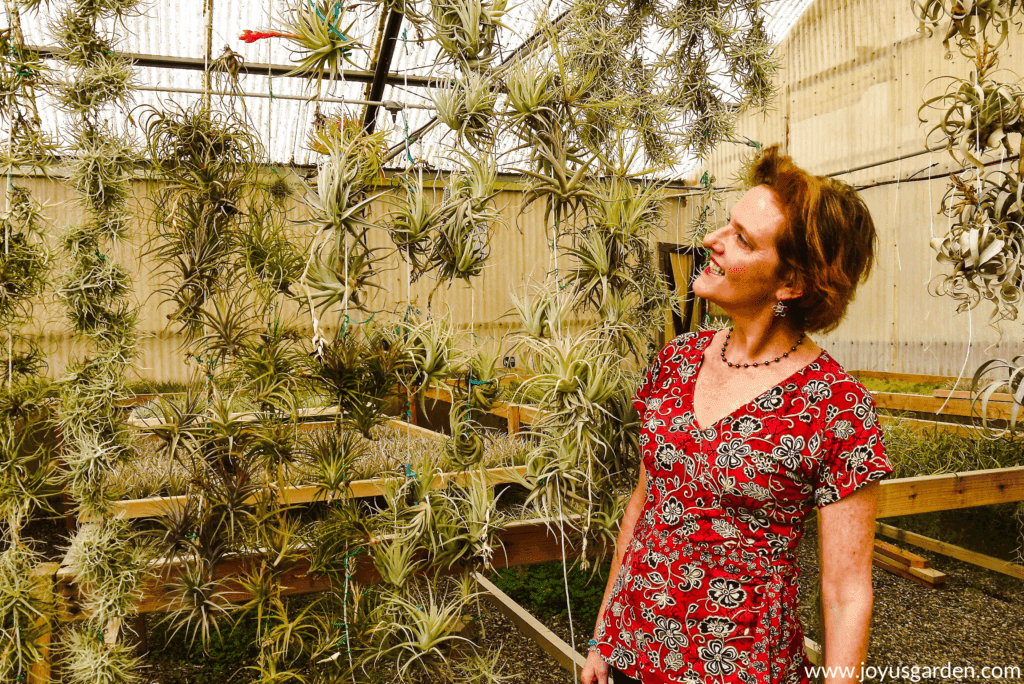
[{"left": 775, "top": 268, "right": 804, "bottom": 301}]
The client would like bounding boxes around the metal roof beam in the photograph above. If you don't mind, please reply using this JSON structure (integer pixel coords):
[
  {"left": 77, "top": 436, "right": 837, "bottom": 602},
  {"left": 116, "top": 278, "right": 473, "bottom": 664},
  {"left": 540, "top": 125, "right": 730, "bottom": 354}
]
[
  {"left": 362, "top": 9, "right": 406, "bottom": 133},
  {"left": 31, "top": 46, "right": 441, "bottom": 89}
]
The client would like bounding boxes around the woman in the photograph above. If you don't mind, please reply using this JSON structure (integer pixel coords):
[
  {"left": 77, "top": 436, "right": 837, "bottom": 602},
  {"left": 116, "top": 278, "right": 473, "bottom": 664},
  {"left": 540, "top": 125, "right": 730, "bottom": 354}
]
[{"left": 581, "top": 145, "right": 894, "bottom": 684}]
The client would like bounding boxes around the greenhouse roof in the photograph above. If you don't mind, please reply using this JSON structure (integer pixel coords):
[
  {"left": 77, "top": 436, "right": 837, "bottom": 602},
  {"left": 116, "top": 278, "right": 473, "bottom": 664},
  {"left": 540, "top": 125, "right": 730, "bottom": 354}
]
[{"left": 15, "top": 0, "right": 815, "bottom": 175}]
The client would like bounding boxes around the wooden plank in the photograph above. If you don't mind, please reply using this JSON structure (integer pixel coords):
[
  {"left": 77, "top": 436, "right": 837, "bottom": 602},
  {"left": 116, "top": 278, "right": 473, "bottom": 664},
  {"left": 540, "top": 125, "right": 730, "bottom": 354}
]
[
  {"left": 57, "top": 517, "right": 593, "bottom": 618},
  {"left": 876, "top": 522, "right": 1024, "bottom": 581},
  {"left": 871, "top": 553, "right": 947, "bottom": 588},
  {"left": 474, "top": 571, "right": 587, "bottom": 675},
  {"left": 878, "top": 415, "right": 979, "bottom": 437},
  {"left": 877, "top": 465, "right": 1024, "bottom": 517},
  {"left": 128, "top": 405, "right": 344, "bottom": 429},
  {"left": 873, "top": 391, "right": 1017, "bottom": 421},
  {"left": 28, "top": 562, "right": 59, "bottom": 684},
  {"left": 384, "top": 418, "right": 445, "bottom": 441},
  {"left": 873, "top": 539, "right": 929, "bottom": 569},
  {"left": 849, "top": 370, "right": 957, "bottom": 384},
  {"left": 83, "top": 462, "right": 528, "bottom": 523},
  {"left": 933, "top": 389, "right": 1015, "bottom": 403}
]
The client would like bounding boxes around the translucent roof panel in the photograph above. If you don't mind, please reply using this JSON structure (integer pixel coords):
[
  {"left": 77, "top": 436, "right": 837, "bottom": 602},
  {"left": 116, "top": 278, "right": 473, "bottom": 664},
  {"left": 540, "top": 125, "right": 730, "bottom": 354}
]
[{"left": 9, "top": 0, "right": 815, "bottom": 174}]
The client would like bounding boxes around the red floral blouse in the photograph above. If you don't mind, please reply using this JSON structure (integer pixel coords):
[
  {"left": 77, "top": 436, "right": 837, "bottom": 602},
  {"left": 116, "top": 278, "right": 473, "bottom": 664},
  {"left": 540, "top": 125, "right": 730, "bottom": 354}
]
[{"left": 595, "top": 330, "right": 895, "bottom": 684}]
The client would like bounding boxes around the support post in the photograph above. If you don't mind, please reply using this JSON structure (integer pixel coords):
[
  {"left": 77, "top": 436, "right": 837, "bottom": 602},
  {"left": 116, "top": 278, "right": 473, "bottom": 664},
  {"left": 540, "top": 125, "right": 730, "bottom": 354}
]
[{"left": 28, "top": 562, "right": 59, "bottom": 684}]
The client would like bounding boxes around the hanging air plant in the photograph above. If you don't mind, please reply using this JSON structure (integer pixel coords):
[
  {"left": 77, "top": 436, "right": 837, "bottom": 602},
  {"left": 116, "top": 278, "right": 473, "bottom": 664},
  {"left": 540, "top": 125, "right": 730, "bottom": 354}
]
[
  {"left": 502, "top": 58, "right": 556, "bottom": 133},
  {"left": 464, "top": 347, "right": 500, "bottom": 411},
  {"left": 912, "top": 0, "right": 1024, "bottom": 51},
  {"left": 61, "top": 625, "right": 143, "bottom": 684},
  {"left": 429, "top": 0, "right": 507, "bottom": 69},
  {"left": 278, "top": 0, "right": 364, "bottom": 83},
  {"left": 432, "top": 70, "right": 498, "bottom": 149},
  {"left": 447, "top": 400, "right": 485, "bottom": 468},
  {"left": 401, "top": 313, "right": 462, "bottom": 414},
  {"left": 918, "top": 43, "right": 1024, "bottom": 169},
  {"left": 66, "top": 517, "right": 152, "bottom": 625},
  {"left": 386, "top": 169, "right": 445, "bottom": 278},
  {"left": 0, "top": 546, "right": 54, "bottom": 682},
  {"left": 306, "top": 235, "right": 388, "bottom": 313},
  {"left": 0, "top": 187, "right": 49, "bottom": 324},
  {"left": 310, "top": 324, "right": 407, "bottom": 438},
  {"left": 430, "top": 155, "right": 500, "bottom": 286},
  {"left": 927, "top": 208, "right": 1024, "bottom": 321},
  {"left": 509, "top": 284, "right": 574, "bottom": 339}
]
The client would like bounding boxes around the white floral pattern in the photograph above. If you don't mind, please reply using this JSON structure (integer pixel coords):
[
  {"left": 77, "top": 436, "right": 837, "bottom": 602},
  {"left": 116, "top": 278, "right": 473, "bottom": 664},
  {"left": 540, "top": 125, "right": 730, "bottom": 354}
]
[{"left": 597, "top": 330, "right": 895, "bottom": 684}]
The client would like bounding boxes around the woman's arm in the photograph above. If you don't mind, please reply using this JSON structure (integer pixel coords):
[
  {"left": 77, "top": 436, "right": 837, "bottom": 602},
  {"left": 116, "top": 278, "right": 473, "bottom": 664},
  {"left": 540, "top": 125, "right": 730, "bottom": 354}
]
[
  {"left": 817, "top": 479, "right": 881, "bottom": 684},
  {"left": 581, "top": 462, "right": 648, "bottom": 684}
]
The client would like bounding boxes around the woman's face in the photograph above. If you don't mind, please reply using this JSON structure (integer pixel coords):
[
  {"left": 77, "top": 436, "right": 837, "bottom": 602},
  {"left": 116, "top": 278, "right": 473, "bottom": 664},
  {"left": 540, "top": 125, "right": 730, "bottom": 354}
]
[{"left": 692, "top": 184, "right": 799, "bottom": 314}]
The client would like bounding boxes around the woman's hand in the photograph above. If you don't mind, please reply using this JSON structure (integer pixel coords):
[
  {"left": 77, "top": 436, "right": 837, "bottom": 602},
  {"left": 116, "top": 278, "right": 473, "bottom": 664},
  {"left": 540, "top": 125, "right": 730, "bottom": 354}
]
[{"left": 581, "top": 650, "right": 610, "bottom": 684}]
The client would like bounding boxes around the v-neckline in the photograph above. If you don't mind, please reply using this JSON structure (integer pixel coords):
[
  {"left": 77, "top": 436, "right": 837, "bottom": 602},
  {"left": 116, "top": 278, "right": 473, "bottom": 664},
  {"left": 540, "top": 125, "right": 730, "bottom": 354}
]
[{"left": 689, "top": 330, "right": 827, "bottom": 433}]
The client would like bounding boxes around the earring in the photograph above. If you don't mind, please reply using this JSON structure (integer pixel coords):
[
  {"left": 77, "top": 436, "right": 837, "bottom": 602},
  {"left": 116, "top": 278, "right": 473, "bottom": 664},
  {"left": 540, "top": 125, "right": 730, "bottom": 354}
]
[{"left": 773, "top": 299, "right": 787, "bottom": 317}]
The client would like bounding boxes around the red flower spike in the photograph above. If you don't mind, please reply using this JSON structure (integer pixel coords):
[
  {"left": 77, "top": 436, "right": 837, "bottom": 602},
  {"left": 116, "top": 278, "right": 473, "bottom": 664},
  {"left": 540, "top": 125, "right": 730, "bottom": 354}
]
[{"left": 239, "top": 30, "right": 295, "bottom": 43}]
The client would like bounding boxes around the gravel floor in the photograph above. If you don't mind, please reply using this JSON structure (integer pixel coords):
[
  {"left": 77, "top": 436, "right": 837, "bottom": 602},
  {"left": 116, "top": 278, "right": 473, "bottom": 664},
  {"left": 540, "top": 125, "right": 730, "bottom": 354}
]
[{"left": 476, "top": 520, "right": 1024, "bottom": 684}]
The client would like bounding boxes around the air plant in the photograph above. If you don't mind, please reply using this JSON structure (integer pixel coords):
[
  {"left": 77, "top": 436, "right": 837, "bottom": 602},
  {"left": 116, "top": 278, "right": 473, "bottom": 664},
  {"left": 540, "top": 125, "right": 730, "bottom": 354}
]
[
  {"left": 0, "top": 188, "right": 49, "bottom": 324},
  {"left": 373, "top": 533, "right": 425, "bottom": 589},
  {"left": 386, "top": 169, "right": 446, "bottom": 277},
  {"left": 229, "top": 322, "right": 307, "bottom": 416},
  {"left": 918, "top": 43, "right": 1024, "bottom": 170},
  {"left": 309, "top": 324, "right": 407, "bottom": 438},
  {"left": 66, "top": 518, "right": 151, "bottom": 625},
  {"left": 447, "top": 401, "right": 485, "bottom": 469},
  {"left": 54, "top": 50, "right": 135, "bottom": 115},
  {"left": 401, "top": 312, "right": 462, "bottom": 414},
  {"left": 305, "top": 235, "right": 388, "bottom": 313},
  {"left": 464, "top": 347, "right": 501, "bottom": 411},
  {"left": 513, "top": 133, "right": 599, "bottom": 228},
  {"left": 912, "top": 0, "right": 1024, "bottom": 51},
  {"left": 430, "top": 155, "right": 500, "bottom": 287},
  {"left": 508, "top": 284, "right": 575, "bottom": 339},
  {"left": 61, "top": 624, "right": 143, "bottom": 684},
  {"left": 373, "top": 577, "right": 475, "bottom": 677},
  {"left": 0, "top": 546, "right": 54, "bottom": 681},
  {"left": 969, "top": 354, "right": 1024, "bottom": 438},
  {"left": 308, "top": 113, "right": 387, "bottom": 186},
  {"left": 503, "top": 58, "right": 557, "bottom": 133},
  {"left": 447, "top": 468, "right": 504, "bottom": 570},
  {"left": 239, "top": 205, "right": 304, "bottom": 298},
  {"left": 433, "top": 70, "right": 498, "bottom": 149},
  {"left": 429, "top": 0, "right": 507, "bottom": 68},
  {"left": 157, "top": 558, "right": 234, "bottom": 649},
  {"left": 302, "top": 427, "right": 366, "bottom": 499},
  {"left": 278, "top": 0, "right": 364, "bottom": 84},
  {"left": 453, "top": 645, "right": 515, "bottom": 684},
  {"left": 141, "top": 101, "right": 264, "bottom": 337}
]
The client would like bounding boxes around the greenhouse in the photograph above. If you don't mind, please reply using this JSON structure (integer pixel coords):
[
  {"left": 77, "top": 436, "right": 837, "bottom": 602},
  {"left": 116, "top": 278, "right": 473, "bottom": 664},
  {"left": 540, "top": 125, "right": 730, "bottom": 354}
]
[{"left": 1, "top": 0, "right": 1023, "bottom": 681}]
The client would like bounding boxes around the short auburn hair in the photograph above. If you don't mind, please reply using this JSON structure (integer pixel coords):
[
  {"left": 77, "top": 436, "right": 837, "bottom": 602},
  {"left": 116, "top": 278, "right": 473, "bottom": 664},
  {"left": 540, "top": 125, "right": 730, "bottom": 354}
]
[{"left": 741, "top": 144, "right": 878, "bottom": 335}]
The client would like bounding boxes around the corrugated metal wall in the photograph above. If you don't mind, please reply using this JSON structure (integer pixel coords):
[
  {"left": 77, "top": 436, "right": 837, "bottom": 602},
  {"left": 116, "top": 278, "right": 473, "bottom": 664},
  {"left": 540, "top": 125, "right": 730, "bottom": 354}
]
[{"left": 688, "top": 0, "right": 1024, "bottom": 376}]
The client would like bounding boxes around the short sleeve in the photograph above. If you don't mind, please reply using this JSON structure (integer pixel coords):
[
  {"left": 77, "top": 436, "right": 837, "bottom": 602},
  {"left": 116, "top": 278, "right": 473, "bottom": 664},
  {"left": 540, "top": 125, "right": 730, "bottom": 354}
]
[{"left": 814, "top": 385, "right": 895, "bottom": 509}]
